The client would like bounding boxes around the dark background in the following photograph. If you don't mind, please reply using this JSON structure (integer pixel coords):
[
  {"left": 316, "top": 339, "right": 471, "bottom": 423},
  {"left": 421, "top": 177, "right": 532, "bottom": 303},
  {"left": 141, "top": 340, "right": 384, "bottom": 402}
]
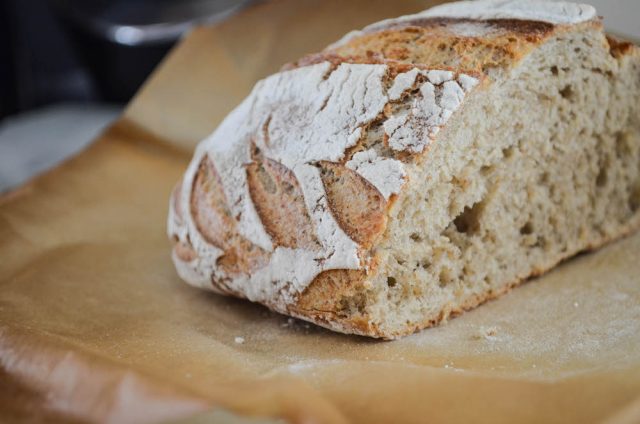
[
  {"left": 1, "top": 0, "right": 635, "bottom": 122},
  {"left": 0, "top": 0, "right": 252, "bottom": 120},
  {"left": 1, "top": 0, "right": 104, "bottom": 120}
]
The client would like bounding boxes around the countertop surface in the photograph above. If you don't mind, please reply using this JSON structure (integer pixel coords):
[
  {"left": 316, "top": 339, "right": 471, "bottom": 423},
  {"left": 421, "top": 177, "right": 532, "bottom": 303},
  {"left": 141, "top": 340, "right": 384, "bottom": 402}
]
[{"left": 1, "top": 1, "right": 639, "bottom": 423}]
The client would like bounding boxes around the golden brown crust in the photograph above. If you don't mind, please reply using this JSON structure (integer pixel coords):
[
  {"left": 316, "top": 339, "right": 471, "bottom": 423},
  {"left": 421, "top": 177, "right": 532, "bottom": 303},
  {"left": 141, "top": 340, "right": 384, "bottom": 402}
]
[
  {"left": 330, "top": 24, "right": 538, "bottom": 74},
  {"left": 191, "top": 157, "right": 236, "bottom": 248},
  {"left": 289, "top": 269, "right": 383, "bottom": 337},
  {"left": 284, "top": 53, "right": 424, "bottom": 75},
  {"left": 606, "top": 34, "right": 636, "bottom": 59},
  {"left": 189, "top": 156, "right": 268, "bottom": 279},
  {"left": 247, "top": 145, "right": 320, "bottom": 250},
  {"left": 291, "top": 18, "right": 600, "bottom": 75},
  {"left": 318, "top": 161, "right": 388, "bottom": 248}
]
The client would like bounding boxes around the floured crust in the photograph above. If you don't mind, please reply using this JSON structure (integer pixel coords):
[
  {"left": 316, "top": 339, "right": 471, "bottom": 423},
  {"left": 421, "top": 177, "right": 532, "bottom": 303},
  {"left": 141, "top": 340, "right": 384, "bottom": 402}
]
[
  {"left": 169, "top": 59, "right": 480, "bottom": 311},
  {"left": 368, "top": 0, "right": 597, "bottom": 27},
  {"left": 169, "top": 0, "right": 638, "bottom": 338}
]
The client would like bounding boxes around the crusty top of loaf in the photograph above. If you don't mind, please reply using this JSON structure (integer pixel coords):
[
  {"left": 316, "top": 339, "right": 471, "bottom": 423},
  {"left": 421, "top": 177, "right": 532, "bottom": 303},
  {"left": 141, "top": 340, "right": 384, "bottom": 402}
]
[
  {"left": 169, "top": 0, "right": 602, "bottom": 313},
  {"left": 333, "top": 0, "right": 596, "bottom": 49},
  {"left": 294, "top": 0, "right": 600, "bottom": 74}
]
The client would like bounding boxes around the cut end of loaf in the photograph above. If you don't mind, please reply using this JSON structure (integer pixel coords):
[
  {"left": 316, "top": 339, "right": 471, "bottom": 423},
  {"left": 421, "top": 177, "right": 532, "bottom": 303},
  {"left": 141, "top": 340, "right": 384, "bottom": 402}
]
[
  {"left": 300, "top": 24, "right": 640, "bottom": 339},
  {"left": 169, "top": 1, "right": 640, "bottom": 339}
]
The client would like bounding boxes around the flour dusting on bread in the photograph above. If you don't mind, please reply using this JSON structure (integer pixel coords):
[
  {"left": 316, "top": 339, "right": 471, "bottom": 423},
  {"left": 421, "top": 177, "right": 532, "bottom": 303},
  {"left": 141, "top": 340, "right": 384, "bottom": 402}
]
[
  {"left": 169, "top": 0, "right": 640, "bottom": 339},
  {"left": 169, "top": 61, "right": 478, "bottom": 307}
]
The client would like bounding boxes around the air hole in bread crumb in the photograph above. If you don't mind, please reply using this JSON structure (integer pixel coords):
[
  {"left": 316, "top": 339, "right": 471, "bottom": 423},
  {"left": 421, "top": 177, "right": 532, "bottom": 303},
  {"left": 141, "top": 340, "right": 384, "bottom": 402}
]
[
  {"left": 461, "top": 266, "right": 470, "bottom": 277},
  {"left": 453, "top": 201, "right": 483, "bottom": 235},
  {"left": 629, "top": 182, "right": 640, "bottom": 212},
  {"left": 596, "top": 165, "right": 608, "bottom": 187},
  {"left": 550, "top": 66, "right": 559, "bottom": 76},
  {"left": 615, "top": 132, "right": 631, "bottom": 158},
  {"left": 439, "top": 268, "right": 453, "bottom": 288},
  {"left": 480, "top": 165, "right": 493, "bottom": 176},
  {"left": 559, "top": 85, "right": 575, "bottom": 100},
  {"left": 520, "top": 222, "right": 534, "bottom": 235},
  {"left": 534, "top": 236, "right": 548, "bottom": 249},
  {"left": 502, "top": 146, "right": 515, "bottom": 158},
  {"left": 538, "top": 172, "right": 550, "bottom": 185},
  {"left": 410, "top": 232, "right": 422, "bottom": 242},
  {"left": 386, "top": 276, "right": 397, "bottom": 288}
]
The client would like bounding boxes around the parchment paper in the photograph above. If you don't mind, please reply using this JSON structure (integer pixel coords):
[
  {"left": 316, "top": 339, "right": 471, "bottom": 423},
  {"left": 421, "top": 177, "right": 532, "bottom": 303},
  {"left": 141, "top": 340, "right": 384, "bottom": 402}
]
[{"left": 1, "top": 1, "right": 639, "bottom": 423}]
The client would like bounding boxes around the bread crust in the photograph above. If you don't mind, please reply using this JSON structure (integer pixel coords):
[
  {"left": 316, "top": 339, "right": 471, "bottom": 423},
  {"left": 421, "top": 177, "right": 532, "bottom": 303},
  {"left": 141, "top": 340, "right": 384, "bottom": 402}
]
[
  {"left": 170, "top": 1, "right": 640, "bottom": 338},
  {"left": 315, "top": 18, "right": 558, "bottom": 74}
]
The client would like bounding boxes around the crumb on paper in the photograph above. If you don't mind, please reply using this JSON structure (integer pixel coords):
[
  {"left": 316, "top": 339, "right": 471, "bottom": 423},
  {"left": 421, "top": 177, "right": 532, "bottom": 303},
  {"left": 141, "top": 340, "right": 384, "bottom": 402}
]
[
  {"left": 282, "top": 317, "right": 296, "bottom": 328},
  {"left": 234, "top": 336, "right": 245, "bottom": 344},
  {"left": 472, "top": 325, "right": 499, "bottom": 341}
]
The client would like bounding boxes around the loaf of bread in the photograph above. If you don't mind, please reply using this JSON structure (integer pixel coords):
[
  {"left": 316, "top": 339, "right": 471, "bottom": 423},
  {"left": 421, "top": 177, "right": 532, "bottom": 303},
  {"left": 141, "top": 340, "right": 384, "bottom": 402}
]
[{"left": 168, "top": 0, "right": 640, "bottom": 339}]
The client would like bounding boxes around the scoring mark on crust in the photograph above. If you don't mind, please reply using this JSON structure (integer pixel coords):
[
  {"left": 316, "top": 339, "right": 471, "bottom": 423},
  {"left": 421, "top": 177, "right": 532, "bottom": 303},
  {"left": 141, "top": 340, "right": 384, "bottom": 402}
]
[
  {"left": 318, "top": 161, "right": 387, "bottom": 248},
  {"left": 173, "top": 61, "right": 482, "bottom": 305},
  {"left": 247, "top": 144, "right": 321, "bottom": 250},
  {"left": 191, "top": 156, "right": 236, "bottom": 248},
  {"left": 191, "top": 156, "right": 268, "bottom": 276}
]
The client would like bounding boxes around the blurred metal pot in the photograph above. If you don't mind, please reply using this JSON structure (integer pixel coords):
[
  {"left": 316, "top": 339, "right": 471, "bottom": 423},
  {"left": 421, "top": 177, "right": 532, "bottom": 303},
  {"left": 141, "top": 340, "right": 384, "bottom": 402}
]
[{"left": 52, "top": 0, "right": 255, "bottom": 102}]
